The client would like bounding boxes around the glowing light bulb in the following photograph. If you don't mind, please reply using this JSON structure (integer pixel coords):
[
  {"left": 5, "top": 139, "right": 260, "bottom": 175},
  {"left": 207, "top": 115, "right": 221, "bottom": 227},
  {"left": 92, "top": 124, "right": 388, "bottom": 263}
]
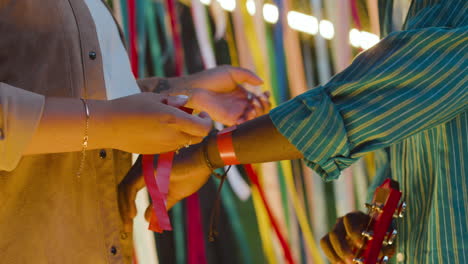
[
  {"left": 218, "top": 0, "right": 236, "bottom": 12},
  {"left": 246, "top": 0, "right": 256, "bottom": 15},
  {"left": 360, "top": 31, "right": 380, "bottom": 50},
  {"left": 287, "top": 11, "right": 318, "bottom": 35},
  {"left": 319, "top": 19, "right": 334, "bottom": 39},
  {"left": 200, "top": 0, "right": 211, "bottom": 5},
  {"left": 263, "top": 3, "right": 279, "bottom": 24},
  {"left": 349, "top": 28, "right": 361, "bottom": 47}
]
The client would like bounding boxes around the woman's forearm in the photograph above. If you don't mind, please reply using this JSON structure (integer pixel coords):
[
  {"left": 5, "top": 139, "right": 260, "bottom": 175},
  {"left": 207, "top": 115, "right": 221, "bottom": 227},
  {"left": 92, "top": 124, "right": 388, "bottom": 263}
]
[{"left": 24, "top": 97, "right": 113, "bottom": 155}]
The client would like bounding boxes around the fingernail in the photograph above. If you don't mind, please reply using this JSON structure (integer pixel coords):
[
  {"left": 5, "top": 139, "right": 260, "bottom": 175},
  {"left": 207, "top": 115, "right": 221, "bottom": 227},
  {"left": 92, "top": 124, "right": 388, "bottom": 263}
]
[
  {"left": 198, "top": 111, "right": 210, "bottom": 119},
  {"left": 176, "top": 95, "right": 189, "bottom": 100}
]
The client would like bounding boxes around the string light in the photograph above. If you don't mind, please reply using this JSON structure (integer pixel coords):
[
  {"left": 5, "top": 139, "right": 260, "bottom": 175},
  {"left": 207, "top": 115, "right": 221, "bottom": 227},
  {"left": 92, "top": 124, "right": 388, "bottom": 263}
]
[
  {"left": 246, "top": 0, "right": 256, "bottom": 15},
  {"left": 349, "top": 29, "right": 380, "bottom": 50},
  {"left": 263, "top": 3, "right": 279, "bottom": 24},
  {"left": 319, "top": 19, "right": 334, "bottom": 39},
  {"left": 200, "top": 0, "right": 211, "bottom": 5},
  {"left": 198, "top": 0, "right": 380, "bottom": 47},
  {"left": 218, "top": 0, "right": 236, "bottom": 12},
  {"left": 287, "top": 11, "right": 318, "bottom": 35},
  {"left": 359, "top": 31, "right": 380, "bottom": 49},
  {"left": 349, "top": 28, "right": 362, "bottom": 47}
]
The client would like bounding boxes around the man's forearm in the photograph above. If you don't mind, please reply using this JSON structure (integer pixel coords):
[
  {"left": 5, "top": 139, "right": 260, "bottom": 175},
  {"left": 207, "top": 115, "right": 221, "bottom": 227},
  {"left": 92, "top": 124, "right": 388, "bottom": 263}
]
[{"left": 205, "top": 114, "right": 303, "bottom": 168}]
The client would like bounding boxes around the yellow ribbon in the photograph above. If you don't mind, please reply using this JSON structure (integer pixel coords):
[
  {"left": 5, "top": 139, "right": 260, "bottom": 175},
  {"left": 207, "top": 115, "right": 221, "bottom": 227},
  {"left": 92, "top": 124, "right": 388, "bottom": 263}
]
[
  {"left": 251, "top": 186, "right": 278, "bottom": 264},
  {"left": 280, "top": 160, "right": 325, "bottom": 264}
]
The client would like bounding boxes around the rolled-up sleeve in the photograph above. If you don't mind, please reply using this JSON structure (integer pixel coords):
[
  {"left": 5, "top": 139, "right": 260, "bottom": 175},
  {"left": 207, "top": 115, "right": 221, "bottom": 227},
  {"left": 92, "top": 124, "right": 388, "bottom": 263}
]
[
  {"left": 0, "top": 83, "right": 45, "bottom": 171},
  {"left": 270, "top": 26, "right": 468, "bottom": 181}
]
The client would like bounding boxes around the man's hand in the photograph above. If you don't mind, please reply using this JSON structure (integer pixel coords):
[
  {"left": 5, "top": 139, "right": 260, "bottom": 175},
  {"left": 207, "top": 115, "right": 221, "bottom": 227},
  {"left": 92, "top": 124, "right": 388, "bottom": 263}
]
[
  {"left": 168, "top": 65, "right": 271, "bottom": 126},
  {"left": 320, "top": 211, "right": 395, "bottom": 264},
  {"left": 118, "top": 156, "right": 145, "bottom": 232}
]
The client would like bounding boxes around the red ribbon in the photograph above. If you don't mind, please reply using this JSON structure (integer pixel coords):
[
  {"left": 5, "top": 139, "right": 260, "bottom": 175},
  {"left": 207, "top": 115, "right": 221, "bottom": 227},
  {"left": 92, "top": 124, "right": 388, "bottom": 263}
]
[
  {"left": 143, "top": 107, "right": 193, "bottom": 232},
  {"left": 143, "top": 154, "right": 172, "bottom": 232},
  {"left": 244, "top": 164, "right": 295, "bottom": 264},
  {"left": 186, "top": 193, "right": 208, "bottom": 264},
  {"left": 166, "top": 0, "right": 185, "bottom": 76},
  {"left": 350, "top": 0, "right": 363, "bottom": 30},
  {"left": 127, "top": 0, "right": 138, "bottom": 76}
]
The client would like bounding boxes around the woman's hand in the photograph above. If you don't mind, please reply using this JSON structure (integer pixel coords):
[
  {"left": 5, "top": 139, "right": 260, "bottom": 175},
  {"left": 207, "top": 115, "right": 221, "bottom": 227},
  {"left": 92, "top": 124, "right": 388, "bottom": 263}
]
[
  {"left": 25, "top": 93, "right": 211, "bottom": 155},
  {"left": 107, "top": 93, "right": 212, "bottom": 154},
  {"left": 168, "top": 65, "right": 271, "bottom": 126}
]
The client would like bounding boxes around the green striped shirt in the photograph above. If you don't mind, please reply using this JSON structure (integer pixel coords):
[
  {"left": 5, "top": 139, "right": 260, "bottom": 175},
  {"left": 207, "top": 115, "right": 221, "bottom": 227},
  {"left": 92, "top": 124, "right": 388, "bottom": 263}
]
[{"left": 270, "top": 0, "right": 467, "bottom": 263}]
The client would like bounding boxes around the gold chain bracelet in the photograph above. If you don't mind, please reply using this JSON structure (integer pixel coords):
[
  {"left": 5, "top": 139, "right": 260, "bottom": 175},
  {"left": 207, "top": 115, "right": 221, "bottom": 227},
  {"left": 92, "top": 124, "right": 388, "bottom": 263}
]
[{"left": 77, "top": 98, "right": 90, "bottom": 177}]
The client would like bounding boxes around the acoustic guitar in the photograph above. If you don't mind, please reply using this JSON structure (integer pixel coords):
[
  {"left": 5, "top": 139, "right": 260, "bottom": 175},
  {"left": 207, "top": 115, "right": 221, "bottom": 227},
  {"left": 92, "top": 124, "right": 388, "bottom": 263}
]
[{"left": 353, "top": 179, "right": 406, "bottom": 264}]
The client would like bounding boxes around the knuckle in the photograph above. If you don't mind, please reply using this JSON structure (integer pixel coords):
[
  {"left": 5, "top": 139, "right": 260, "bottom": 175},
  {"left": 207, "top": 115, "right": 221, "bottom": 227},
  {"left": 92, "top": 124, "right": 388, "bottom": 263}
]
[
  {"left": 191, "top": 136, "right": 203, "bottom": 144},
  {"left": 345, "top": 212, "right": 355, "bottom": 218},
  {"left": 219, "top": 64, "right": 230, "bottom": 70},
  {"left": 333, "top": 217, "right": 344, "bottom": 230},
  {"left": 161, "top": 113, "right": 178, "bottom": 125},
  {"left": 320, "top": 235, "right": 330, "bottom": 246},
  {"left": 329, "top": 231, "right": 340, "bottom": 242}
]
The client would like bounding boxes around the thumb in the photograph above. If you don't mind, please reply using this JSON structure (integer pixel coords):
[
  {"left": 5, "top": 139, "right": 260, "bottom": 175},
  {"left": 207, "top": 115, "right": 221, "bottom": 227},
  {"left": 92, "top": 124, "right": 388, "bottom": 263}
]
[
  {"left": 166, "top": 95, "right": 189, "bottom": 108},
  {"left": 144, "top": 203, "right": 153, "bottom": 222},
  {"left": 227, "top": 66, "right": 263, "bottom": 86},
  {"left": 166, "top": 197, "right": 177, "bottom": 210}
]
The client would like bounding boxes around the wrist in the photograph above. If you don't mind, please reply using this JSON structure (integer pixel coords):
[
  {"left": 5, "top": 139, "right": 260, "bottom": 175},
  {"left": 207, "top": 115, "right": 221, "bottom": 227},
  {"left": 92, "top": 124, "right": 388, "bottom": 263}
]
[
  {"left": 206, "top": 132, "right": 224, "bottom": 169},
  {"left": 86, "top": 99, "right": 116, "bottom": 149},
  {"left": 170, "top": 77, "right": 196, "bottom": 106},
  {"left": 166, "top": 76, "right": 193, "bottom": 96},
  {"left": 173, "top": 142, "right": 211, "bottom": 175}
]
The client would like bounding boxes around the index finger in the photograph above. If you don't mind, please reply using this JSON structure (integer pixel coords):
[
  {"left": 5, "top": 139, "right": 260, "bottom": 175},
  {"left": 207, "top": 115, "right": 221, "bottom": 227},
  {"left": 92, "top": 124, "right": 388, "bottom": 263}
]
[
  {"left": 320, "top": 234, "right": 345, "bottom": 264},
  {"left": 344, "top": 211, "right": 370, "bottom": 248},
  {"left": 163, "top": 107, "right": 212, "bottom": 137}
]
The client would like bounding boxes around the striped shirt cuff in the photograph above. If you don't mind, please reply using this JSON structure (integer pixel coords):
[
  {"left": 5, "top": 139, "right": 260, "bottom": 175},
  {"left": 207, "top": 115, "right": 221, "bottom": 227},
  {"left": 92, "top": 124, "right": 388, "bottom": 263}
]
[{"left": 270, "top": 87, "right": 355, "bottom": 181}]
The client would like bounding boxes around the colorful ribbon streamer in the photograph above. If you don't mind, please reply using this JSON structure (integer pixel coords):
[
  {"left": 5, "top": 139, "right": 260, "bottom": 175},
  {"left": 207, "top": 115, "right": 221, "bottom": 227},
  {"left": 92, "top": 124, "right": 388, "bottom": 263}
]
[
  {"left": 142, "top": 154, "right": 172, "bottom": 232},
  {"left": 244, "top": 164, "right": 295, "bottom": 264},
  {"left": 166, "top": 0, "right": 185, "bottom": 75},
  {"left": 126, "top": 0, "right": 138, "bottom": 75},
  {"left": 186, "top": 193, "right": 208, "bottom": 264}
]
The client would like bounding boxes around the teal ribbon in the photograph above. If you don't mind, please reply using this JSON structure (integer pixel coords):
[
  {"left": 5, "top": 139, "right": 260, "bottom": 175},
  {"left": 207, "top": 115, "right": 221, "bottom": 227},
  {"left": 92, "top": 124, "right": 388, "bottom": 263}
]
[
  {"left": 137, "top": 0, "right": 147, "bottom": 77},
  {"left": 212, "top": 173, "right": 252, "bottom": 264},
  {"left": 171, "top": 203, "right": 186, "bottom": 264},
  {"left": 119, "top": 0, "right": 129, "bottom": 41},
  {"left": 144, "top": 0, "right": 164, "bottom": 76}
]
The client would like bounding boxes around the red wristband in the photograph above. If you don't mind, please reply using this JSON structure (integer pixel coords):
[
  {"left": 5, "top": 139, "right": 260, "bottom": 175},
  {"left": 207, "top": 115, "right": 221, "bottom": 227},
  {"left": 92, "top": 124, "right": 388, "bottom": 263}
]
[{"left": 216, "top": 126, "right": 240, "bottom": 165}]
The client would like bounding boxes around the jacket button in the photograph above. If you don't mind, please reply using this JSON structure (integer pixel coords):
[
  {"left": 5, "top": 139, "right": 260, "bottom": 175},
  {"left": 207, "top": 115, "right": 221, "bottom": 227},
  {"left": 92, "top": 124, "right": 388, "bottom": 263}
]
[
  {"left": 99, "top": 149, "right": 107, "bottom": 159},
  {"left": 89, "top": 51, "right": 97, "bottom": 60},
  {"left": 110, "top": 246, "right": 117, "bottom": 255}
]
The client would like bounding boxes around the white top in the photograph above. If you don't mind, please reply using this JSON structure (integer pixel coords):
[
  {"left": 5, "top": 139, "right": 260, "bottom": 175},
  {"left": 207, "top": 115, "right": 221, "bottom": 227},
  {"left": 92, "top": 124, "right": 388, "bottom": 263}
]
[
  {"left": 84, "top": 0, "right": 140, "bottom": 100},
  {"left": 83, "top": 3, "right": 160, "bottom": 264},
  {"left": 393, "top": 0, "right": 411, "bottom": 30}
]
